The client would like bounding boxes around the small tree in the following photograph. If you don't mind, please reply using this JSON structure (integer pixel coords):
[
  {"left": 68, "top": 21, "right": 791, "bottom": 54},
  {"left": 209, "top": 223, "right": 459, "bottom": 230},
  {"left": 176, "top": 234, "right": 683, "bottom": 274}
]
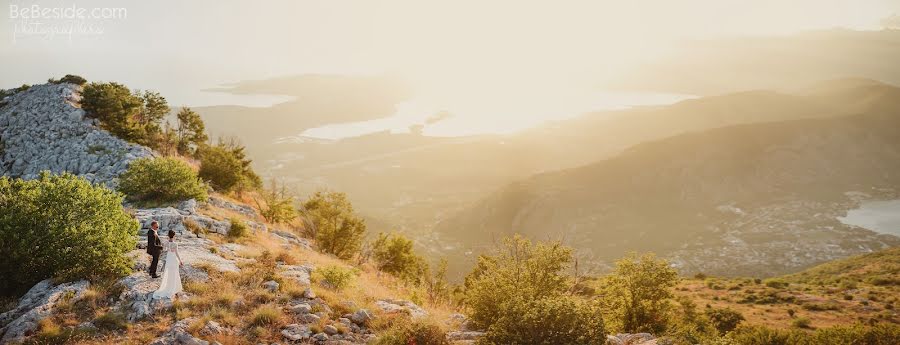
[
  {"left": 0, "top": 173, "right": 137, "bottom": 295},
  {"left": 424, "top": 258, "right": 451, "bottom": 305},
  {"left": 706, "top": 307, "right": 745, "bottom": 335},
  {"left": 117, "top": 157, "right": 208, "bottom": 204},
  {"left": 81, "top": 82, "right": 144, "bottom": 140},
  {"left": 301, "top": 191, "right": 366, "bottom": 259},
  {"left": 463, "top": 236, "right": 605, "bottom": 344},
  {"left": 175, "top": 107, "right": 208, "bottom": 156},
  {"left": 198, "top": 139, "right": 261, "bottom": 194},
  {"left": 599, "top": 252, "right": 679, "bottom": 334},
  {"left": 372, "top": 232, "right": 426, "bottom": 283},
  {"left": 134, "top": 90, "right": 169, "bottom": 148},
  {"left": 254, "top": 179, "right": 296, "bottom": 224}
]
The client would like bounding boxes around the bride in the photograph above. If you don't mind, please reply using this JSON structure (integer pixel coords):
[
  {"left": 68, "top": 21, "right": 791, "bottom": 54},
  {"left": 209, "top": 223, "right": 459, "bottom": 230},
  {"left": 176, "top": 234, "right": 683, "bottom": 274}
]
[{"left": 153, "top": 230, "right": 184, "bottom": 299}]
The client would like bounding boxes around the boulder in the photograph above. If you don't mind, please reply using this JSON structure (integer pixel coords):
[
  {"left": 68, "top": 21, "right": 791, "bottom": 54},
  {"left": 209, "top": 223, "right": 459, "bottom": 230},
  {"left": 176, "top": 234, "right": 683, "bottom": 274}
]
[
  {"left": 375, "top": 299, "right": 428, "bottom": 318},
  {"left": 324, "top": 324, "right": 339, "bottom": 335},
  {"left": 263, "top": 280, "right": 280, "bottom": 292},
  {"left": 281, "top": 323, "right": 311, "bottom": 342},
  {"left": 350, "top": 309, "right": 372, "bottom": 325}
]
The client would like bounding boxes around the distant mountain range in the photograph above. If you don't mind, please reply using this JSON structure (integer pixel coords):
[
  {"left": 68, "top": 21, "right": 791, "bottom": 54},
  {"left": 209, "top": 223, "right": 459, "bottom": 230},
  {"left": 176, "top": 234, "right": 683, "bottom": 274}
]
[{"left": 436, "top": 79, "right": 900, "bottom": 277}]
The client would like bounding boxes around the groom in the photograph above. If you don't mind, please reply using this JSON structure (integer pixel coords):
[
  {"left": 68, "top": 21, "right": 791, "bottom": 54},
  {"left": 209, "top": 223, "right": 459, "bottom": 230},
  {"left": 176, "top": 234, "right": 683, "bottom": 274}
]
[{"left": 147, "top": 221, "right": 164, "bottom": 278}]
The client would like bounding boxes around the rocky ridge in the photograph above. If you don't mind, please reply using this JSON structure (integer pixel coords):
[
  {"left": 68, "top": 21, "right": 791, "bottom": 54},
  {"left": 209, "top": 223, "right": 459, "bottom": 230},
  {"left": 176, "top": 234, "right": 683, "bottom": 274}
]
[{"left": 0, "top": 83, "right": 154, "bottom": 186}]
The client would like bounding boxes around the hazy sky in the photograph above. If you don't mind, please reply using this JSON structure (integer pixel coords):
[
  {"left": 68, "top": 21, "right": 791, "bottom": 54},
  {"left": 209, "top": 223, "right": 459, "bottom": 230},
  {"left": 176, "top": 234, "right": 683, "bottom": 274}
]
[{"left": 1, "top": 0, "right": 898, "bottom": 105}]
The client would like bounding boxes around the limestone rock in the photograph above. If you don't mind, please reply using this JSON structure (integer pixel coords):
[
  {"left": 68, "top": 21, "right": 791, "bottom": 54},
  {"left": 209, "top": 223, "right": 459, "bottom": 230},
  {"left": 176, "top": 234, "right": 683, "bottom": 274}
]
[
  {"left": 281, "top": 323, "right": 311, "bottom": 342},
  {"left": 350, "top": 309, "right": 372, "bottom": 325},
  {"left": 375, "top": 299, "right": 427, "bottom": 318},
  {"left": 0, "top": 83, "right": 154, "bottom": 187},
  {"left": 0, "top": 279, "right": 90, "bottom": 343}
]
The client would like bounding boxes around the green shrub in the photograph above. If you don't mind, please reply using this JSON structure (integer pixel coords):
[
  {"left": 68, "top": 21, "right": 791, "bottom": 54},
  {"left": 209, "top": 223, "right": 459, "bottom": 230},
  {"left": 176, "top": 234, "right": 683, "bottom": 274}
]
[
  {"left": 372, "top": 232, "right": 427, "bottom": 283},
  {"left": 372, "top": 319, "right": 449, "bottom": 345},
  {"left": 810, "top": 323, "right": 900, "bottom": 345},
  {"left": 254, "top": 180, "right": 296, "bottom": 224},
  {"left": 117, "top": 157, "right": 208, "bottom": 204},
  {"left": 802, "top": 302, "right": 840, "bottom": 311},
  {"left": 198, "top": 141, "right": 261, "bottom": 193},
  {"left": 764, "top": 279, "right": 789, "bottom": 289},
  {"left": 600, "top": 252, "right": 679, "bottom": 334},
  {"left": 226, "top": 218, "right": 249, "bottom": 240},
  {"left": 0, "top": 173, "right": 137, "bottom": 296},
  {"left": 59, "top": 74, "right": 88, "bottom": 85},
  {"left": 792, "top": 317, "right": 812, "bottom": 329},
  {"left": 81, "top": 82, "right": 169, "bottom": 147},
  {"left": 706, "top": 307, "right": 745, "bottom": 335},
  {"left": 463, "top": 236, "right": 606, "bottom": 343},
  {"left": 302, "top": 191, "right": 367, "bottom": 259},
  {"left": 481, "top": 295, "right": 606, "bottom": 345},
  {"left": 314, "top": 265, "right": 356, "bottom": 290},
  {"left": 727, "top": 325, "right": 810, "bottom": 345}
]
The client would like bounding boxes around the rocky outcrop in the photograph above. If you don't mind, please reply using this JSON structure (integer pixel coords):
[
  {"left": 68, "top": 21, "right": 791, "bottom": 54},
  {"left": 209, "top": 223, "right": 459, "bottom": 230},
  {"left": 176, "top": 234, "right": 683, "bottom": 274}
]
[
  {"left": 0, "top": 83, "right": 153, "bottom": 186},
  {"left": 208, "top": 196, "right": 259, "bottom": 219},
  {"left": 0, "top": 279, "right": 90, "bottom": 343},
  {"left": 149, "top": 317, "right": 210, "bottom": 345},
  {"left": 374, "top": 299, "right": 428, "bottom": 318}
]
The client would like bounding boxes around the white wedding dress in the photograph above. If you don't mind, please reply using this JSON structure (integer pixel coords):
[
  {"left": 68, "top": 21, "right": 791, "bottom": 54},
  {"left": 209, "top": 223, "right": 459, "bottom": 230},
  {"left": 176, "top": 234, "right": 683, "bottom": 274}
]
[{"left": 153, "top": 241, "right": 183, "bottom": 299}]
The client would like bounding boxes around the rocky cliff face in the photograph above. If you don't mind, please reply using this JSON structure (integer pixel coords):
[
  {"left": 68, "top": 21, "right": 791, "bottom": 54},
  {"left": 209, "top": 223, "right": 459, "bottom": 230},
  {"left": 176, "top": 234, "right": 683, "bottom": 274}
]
[{"left": 0, "top": 83, "right": 153, "bottom": 186}]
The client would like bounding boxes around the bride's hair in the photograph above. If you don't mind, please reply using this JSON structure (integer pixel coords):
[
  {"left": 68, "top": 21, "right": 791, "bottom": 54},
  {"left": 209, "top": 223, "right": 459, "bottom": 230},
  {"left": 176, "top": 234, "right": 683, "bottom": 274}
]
[{"left": 168, "top": 230, "right": 176, "bottom": 240}]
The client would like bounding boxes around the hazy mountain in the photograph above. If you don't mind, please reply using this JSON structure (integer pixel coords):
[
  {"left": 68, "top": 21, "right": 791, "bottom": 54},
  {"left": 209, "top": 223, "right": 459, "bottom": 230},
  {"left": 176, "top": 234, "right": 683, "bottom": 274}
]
[
  {"left": 258, "top": 79, "right": 875, "bottom": 241},
  {"left": 436, "top": 80, "right": 900, "bottom": 277},
  {"left": 614, "top": 29, "right": 900, "bottom": 95}
]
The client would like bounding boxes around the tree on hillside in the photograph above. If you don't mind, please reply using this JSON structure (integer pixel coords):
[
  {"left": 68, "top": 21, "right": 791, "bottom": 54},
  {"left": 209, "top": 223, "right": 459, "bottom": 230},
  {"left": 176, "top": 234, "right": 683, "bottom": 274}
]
[
  {"left": 424, "top": 258, "right": 452, "bottom": 305},
  {"left": 463, "top": 235, "right": 606, "bottom": 344},
  {"left": 81, "top": 82, "right": 172, "bottom": 148},
  {"left": 301, "top": 191, "right": 367, "bottom": 259},
  {"left": 198, "top": 138, "right": 261, "bottom": 194},
  {"left": 372, "top": 232, "right": 427, "bottom": 283},
  {"left": 0, "top": 173, "right": 137, "bottom": 295},
  {"left": 254, "top": 179, "right": 296, "bottom": 224},
  {"left": 175, "top": 107, "right": 208, "bottom": 156},
  {"left": 134, "top": 90, "right": 170, "bottom": 148},
  {"left": 600, "top": 252, "right": 679, "bottom": 334},
  {"left": 81, "top": 82, "right": 144, "bottom": 140}
]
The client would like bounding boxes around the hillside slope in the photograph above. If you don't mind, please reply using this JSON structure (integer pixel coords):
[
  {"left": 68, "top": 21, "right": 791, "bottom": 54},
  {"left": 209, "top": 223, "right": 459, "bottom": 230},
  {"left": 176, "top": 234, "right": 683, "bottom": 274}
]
[{"left": 437, "top": 81, "right": 900, "bottom": 277}]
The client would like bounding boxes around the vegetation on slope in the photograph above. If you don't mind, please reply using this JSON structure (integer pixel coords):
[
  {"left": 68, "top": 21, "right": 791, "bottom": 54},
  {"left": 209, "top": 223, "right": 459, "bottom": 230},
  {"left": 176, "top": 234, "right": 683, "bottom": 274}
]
[{"left": 0, "top": 172, "right": 137, "bottom": 296}]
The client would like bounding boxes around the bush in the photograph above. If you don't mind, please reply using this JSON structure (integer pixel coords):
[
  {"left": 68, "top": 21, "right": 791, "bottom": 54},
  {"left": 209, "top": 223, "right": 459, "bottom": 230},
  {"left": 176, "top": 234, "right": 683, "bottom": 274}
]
[
  {"left": 727, "top": 325, "right": 810, "bottom": 345},
  {"left": 792, "top": 317, "right": 811, "bottom": 329},
  {"left": 482, "top": 295, "right": 606, "bottom": 345},
  {"left": 372, "top": 319, "right": 449, "bottom": 345},
  {"left": 463, "top": 236, "right": 606, "bottom": 343},
  {"left": 254, "top": 179, "right": 296, "bottom": 224},
  {"left": 226, "top": 218, "right": 248, "bottom": 240},
  {"left": 0, "top": 173, "right": 137, "bottom": 296},
  {"left": 117, "top": 157, "right": 208, "bottom": 204},
  {"left": 59, "top": 74, "right": 87, "bottom": 85},
  {"left": 314, "top": 265, "right": 356, "bottom": 290},
  {"left": 600, "top": 252, "right": 679, "bottom": 334},
  {"left": 372, "top": 232, "right": 426, "bottom": 283},
  {"left": 302, "top": 191, "right": 367, "bottom": 259},
  {"left": 198, "top": 140, "right": 260, "bottom": 194},
  {"left": 764, "top": 279, "right": 789, "bottom": 289},
  {"left": 706, "top": 307, "right": 745, "bottom": 335}
]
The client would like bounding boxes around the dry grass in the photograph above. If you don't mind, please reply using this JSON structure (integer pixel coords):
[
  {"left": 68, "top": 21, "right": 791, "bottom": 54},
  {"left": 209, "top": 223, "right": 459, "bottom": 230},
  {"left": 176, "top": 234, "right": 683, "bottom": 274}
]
[{"left": 676, "top": 278, "right": 898, "bottom": 329}]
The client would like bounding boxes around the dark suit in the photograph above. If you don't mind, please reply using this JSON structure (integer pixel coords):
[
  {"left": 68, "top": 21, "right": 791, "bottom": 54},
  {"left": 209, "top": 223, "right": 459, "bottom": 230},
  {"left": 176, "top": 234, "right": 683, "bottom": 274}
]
[{"left": 147, "top": 229, "right": 163, "bottom": 277}]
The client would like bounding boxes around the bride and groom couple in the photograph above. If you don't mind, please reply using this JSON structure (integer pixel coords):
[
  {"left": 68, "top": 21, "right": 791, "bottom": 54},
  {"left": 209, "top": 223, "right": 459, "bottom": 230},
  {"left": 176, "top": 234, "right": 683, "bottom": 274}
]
[{"left": 146, "top": 221, "right": 184, "bottom": 299}]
